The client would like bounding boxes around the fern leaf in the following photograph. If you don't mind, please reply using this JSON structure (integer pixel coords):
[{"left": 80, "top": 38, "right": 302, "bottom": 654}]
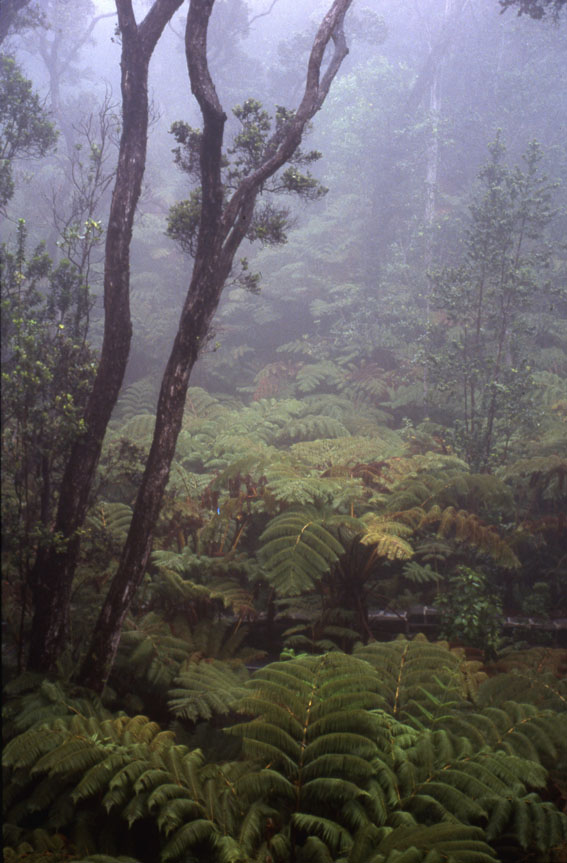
[
  {"left": 168, "top": 661, "right": 249, "bottom": 723},
  {"left": 259, "top": 509, "right": 345, "bottom": 596}
]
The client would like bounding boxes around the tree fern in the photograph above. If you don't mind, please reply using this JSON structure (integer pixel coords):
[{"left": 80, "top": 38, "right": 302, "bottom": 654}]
[
  {"left": 294, "top": 360, "right": 345, "bottom": 394},
  {"left": 259, "top": 508, "right": 347, "bottom": 596},
  {"left": 113, "top": 377, "right": 158, "bottom": 422},
  {"left": 290, "top": 433, "right": 405, "bottom": 470},
  {"left": 167, "top": 660, "right": 250, "bottom": 723},
  {"left": 276, "top": 413, "right": 351, "bottom": 444},
  {"left": 264, "top": 458, "right": 366, "bottom": 509},
  {"left": 184, "top": 386, "right": 226, "bottom": 419},
  {"left": 228, "top": 653, "right": 385, "bottom": 857},
  {"left": 149, "top": 549, "right": 259, "bottom": 620},
  {"left": 360, "top": 514, "right": 414, "bottom": 562},
  {"left": 113, "top": 413, "right": 156, "bottom": 445},
  {"left": 4, "top": 645, "right": 567, "bottom": 862},
  {"left": 354, "top": 636, "right": 473, "bottom": 725},
  {"left": 111, "top": 612, "right": 197, "bottom": 699},
  {"left": 86, "top": 502, "right": 133, "bottom": 545},
  {"left": 481, "top": 646, "right": 567, "bottom": 711}
]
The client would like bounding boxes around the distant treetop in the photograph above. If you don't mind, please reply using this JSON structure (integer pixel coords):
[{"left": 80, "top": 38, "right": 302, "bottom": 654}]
[{"left": 499, "top": 0, "right": 566, "bottom": 20}]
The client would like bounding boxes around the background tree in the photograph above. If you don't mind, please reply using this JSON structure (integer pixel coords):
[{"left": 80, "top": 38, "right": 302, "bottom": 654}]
[
  {"left": 427, "top": 137, "right": 556, "bottom": 470},
  {"left": 0, "top": 0, "right": 34, "bottom": 45},
  {"left": 1, "top": 220, "right": 96, "bottom": 672},
  {"left": 499, "top": 0, "right": 566, "bottom": 19},
  {"left": 0, "top": 54, "right": 57, "bottom": 208}
]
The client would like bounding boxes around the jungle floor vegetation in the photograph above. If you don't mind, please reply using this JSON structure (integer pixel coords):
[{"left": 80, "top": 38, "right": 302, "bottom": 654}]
[
  {"left": 2, "top": 2, "right": 567, "bottom": 861},
  {"left": 3, "top": 638, "right": 567, "bottom": 863},
  {"left": 3, "top": 140, "right": 567, "bottom": 861}
]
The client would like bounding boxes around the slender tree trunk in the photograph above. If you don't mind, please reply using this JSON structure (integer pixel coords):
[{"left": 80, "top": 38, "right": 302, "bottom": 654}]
[
  {"left": 78, "top": 0, "right": 353, "bottom": 693},
  {"left": 26, "top": 0, "right": 184, "bottom": 673}
]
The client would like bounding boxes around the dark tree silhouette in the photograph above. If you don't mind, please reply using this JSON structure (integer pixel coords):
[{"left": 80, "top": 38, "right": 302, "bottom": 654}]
[
  {"left": 22, "top": 0, "right": 353, "bottom": 690},
  {"left": 27, "top": 0, "right": 184, "bottom": 672},
  {"left": 79, "top": 0, "right": 353, "bottom": 693},
  {"left": 499, "top": 0, "right": 566, "bottom": 19}
]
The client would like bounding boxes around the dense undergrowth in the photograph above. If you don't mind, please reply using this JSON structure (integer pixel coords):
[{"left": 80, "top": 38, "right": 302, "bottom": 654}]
[
  {"left": 3, "top": 5, "right": 567, "bottom": 860},
  {"left": 4, "top": 368, "right": 567, "bottom": 861},
  {"left": 3, "top": 637, "right": 567, "bottom": 863}
]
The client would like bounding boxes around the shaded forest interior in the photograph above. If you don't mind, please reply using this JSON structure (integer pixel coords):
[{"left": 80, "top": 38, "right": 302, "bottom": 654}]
[{"left": 1, "top": 1, "right": 567, "bottom": 862}]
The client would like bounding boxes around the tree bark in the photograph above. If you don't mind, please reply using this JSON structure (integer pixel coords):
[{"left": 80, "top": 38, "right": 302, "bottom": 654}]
[
  {"left": 78, "top": 0, "right": 353, "bottom": 693},
  {"left": 404, "top": 0, "right": 470, "bottom": 118},
  {"left": 27, "top": 0, "right": 183, "bottom": 673}
]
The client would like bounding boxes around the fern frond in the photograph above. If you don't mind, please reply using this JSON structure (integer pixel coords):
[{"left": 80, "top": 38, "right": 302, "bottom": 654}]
[
  {"left": 114, "top": 377, "right": 157, "bottom": 421},
  {"left": 354, "top": 636, "right": 469, "bottom": 725},
  {"left": 360, "top": 514, "right": 414, "bottom": 561},
  {"left": 259, "top": 508, "right": 346, "bottom": 595},
  {"left": 374, "top": 823, "right": 498, "bottom": 862},
  {"left": 114, "top": 413, "right": 156, "bottom": 444},
  {"left": 86, "top": 502, "right": 133, "bottom": 542},
  {"left": 167, "top": 661, "right": 249, "bottom": 723}
]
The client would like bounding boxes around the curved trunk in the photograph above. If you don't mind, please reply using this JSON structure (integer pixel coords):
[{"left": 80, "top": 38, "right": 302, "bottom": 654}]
[
  {"left": 79, "top": 0, "right": 353, "bottom": 693},
  {"left": 27, "top": 0, "right": 183, "bottom": 673}
]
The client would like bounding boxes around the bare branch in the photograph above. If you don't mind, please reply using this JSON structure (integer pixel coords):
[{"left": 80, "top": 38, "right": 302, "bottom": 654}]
[{"left": 248, "top": 0, "right": 281, "bottom": 27}]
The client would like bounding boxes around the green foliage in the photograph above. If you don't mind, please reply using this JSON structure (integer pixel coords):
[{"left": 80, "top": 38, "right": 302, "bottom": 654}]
[
  {"left": 427, "top": 137, "right": 557, "bottom": 470},
  {"left": 167, "top": 99, "right": 327, "bottom": 262},
  {"left": 112, "top": 378, "right": 158, "bottom": 422},
  {"left": 0, "top": 54, "right": 58, "bottom": 207},
  {"left": 1, "top": 220, "right": 96, "bottom": 665},
  {"left": 168, "top": 660, "right": 250, "bottom": 723},
  {"left": 4, "top": 641, "right": 567, "bottom": 862},
  {"left": 259, "top": 508, "right": 347, "bottom": 596},
  {"left": 436, "top": 566, "right": 504, "bottom": 657},
  {"left": 353, "top": 635, "right": 485, "bottom": 720},
  {"left": 111, "top": 613, "right": 262, "bottom": 716}
]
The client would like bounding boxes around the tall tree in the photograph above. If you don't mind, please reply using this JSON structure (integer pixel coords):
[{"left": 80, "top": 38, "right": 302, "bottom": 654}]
[
  {"left": 27, "top": 0, "right": 184, "bottom": 673},
  {"left": 79, "top": 0, "right": 353, "bottom": 693},
  {"left": 0, "top": 54, "right": 57, "bottom": 208},
  {"left": 427, "top": 137, "right": 556, "bottom": 470},
  {"left": 22, "top": 0, "right": 352, "bottom": 687}
]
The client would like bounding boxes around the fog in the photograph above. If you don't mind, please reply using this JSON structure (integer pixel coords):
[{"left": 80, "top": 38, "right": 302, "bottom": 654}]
[{"left": 2, "top": 5, "right": 567, "bottom": 853}]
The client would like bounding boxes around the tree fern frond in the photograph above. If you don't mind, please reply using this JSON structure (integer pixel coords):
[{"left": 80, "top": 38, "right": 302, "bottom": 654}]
[
  {"left": 295, "top": 361, "right": 345, "bottom": 394},
  {"left": 276, "top": 413, "right": 351, "bottom": 444},
  {"left": 485, "top": 793, "right": 567, "bottom": 852},
  {"left": 161, "top": 819, "right": 218, "bottom": 862},
  {"left": 114, "top": 377, "right": 158, "bottom": 421},
  {"left": 185, "top": 386, "right": 226, "bottom": 419},
  {"left": 354, "top": 637, "right": 468, "bottom": 724},
  {"left": 259, "top": 509, "right": 346, "bottom": 596},
  {"left": 360, "top": 514, "right": 414, "bottom": 561},
  {"left": 414, "top": 505, "right": 520, "bottom": 568},
  {"left": 114, "top": 413, "right": 156, "bottom": 444},
  {"left": 478, "top": 663, "right": 567, "bottom": 713},
  {"left": 375, "top": 823, "right": 498, "bottom": 863},
  {"left": 168, "top": 661, "right": 250, "bottom": 723},
  {"left": 86, "top": 502, "right": 133, "bottom": 542}
]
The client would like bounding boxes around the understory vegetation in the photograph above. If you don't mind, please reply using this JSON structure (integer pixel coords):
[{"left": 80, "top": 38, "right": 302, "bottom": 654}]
[{"left": 2, "top": 1, "right": 567, "bottom": 861}]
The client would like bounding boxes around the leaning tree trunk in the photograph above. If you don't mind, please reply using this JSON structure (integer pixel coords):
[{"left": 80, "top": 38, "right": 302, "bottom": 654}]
[
  {"left": 27, "top": 0, "right": 183, "bottom": 673},
  {"left": 78, "top": 0, "right": 353, "bottom": 693}
]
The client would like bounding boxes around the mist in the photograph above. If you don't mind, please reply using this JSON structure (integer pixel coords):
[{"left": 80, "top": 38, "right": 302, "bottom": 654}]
[{"left": 2, "top": 3, "right": 567, "bottom": 859}]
